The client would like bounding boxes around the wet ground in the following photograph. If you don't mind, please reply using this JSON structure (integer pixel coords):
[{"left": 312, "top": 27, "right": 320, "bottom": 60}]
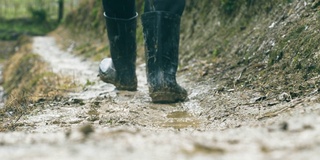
[{"left": 0, "top": 36, "right": 319, "bottom": 160}]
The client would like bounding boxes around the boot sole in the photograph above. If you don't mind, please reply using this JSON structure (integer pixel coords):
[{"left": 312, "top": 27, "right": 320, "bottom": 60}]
[
  {"left": 116, "top": 85, "right": 137, "bottom": 91},
  {"left": 99, "top": 75, "right": 137, "bottom": 91},
  {"left": 150, "top": 91, "right": 187, "bottom": 103}
]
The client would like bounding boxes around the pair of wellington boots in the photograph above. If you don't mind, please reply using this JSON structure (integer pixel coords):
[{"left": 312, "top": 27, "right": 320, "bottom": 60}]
[{"left": 98, "top": 11, "right": 187, "bottom": 103}]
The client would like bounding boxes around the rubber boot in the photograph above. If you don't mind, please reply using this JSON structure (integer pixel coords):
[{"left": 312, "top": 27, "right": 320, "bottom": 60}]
[
  {"left": 142, "top": 11, "right": 187, "bottom": 103},
  {"left": 98, "top": 13, "right": 138, "bottom": 91}
]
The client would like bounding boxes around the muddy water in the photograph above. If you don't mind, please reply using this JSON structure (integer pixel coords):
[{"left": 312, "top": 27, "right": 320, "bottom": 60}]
[{"left": 161, "top": 111, "right": 201, "bottom": 129}]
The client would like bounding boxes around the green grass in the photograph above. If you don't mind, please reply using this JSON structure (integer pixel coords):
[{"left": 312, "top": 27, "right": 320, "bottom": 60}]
[
  {"left": 0, "top": 0, "right": 79, "bottom": 40},
  {"left": 0, "top": 0, "right": 79, "bottom": 19},
  {"left": 0, "top": 18, "right": 58, "bottom": 40}
]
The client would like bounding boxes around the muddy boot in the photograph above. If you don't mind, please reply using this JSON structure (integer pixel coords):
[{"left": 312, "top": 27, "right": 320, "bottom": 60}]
[
  {"left": 142, "top": 11, "right": 187, "bottom": 103},
  {"left": 98, "top": 13, "right": 138, "bottom": 91}
]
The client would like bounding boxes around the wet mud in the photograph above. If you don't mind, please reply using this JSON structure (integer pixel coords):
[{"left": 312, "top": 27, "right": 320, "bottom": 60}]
[{"left": 0, "top": 36, "right": 319, "bottom": 160}]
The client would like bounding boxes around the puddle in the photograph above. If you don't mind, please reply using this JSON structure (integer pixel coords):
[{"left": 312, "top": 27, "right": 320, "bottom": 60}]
[
  {"left": 160, "top": 111, "right": 201, "bottom": 129},
  {"left": 166, "top": 111, "right": 193, "bottom": 118},
  {"left": 161, "top": 120, "right": 201, "bottom": 129}
]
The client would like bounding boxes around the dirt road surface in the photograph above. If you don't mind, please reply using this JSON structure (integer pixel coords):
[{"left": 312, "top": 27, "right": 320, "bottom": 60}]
[{"left": 0, "top": 36, "right": 319, "bottom": 160}]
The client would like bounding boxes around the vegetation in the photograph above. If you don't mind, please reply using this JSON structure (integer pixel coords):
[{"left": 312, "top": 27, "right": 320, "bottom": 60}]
[
  {"left": 0, "top": 0, "right": 78, "bottom": 19},
  {"left": 0, "top": 0, "right": 79, "bottom": 40},
  {"left": 0, "top": 18, "right": 58, "bottom": 40}
]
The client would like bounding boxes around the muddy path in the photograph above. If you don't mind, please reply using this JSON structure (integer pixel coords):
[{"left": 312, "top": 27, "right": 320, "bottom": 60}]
[{"left": 0, "top": 36, "right": 319, "bottom": 160}]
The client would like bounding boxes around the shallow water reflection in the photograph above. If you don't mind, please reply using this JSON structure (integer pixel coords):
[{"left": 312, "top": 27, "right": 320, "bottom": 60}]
[{"left": 161, "top": 111, "right": 201, "bottom": 129}]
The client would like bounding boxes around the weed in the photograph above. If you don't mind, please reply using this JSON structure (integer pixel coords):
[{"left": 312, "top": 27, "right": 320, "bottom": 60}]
[
  {"left": 28, "top": 7, "right": 47, "bottom": 23},
  {"left": 0, "top": 0, "right": 79, "bottom": 19},
  {"left": 0, "top": 18, "right": 58, "bottom": 40},
  {"left": 220, "top": 0, "right": 240, "bottom": 15}
]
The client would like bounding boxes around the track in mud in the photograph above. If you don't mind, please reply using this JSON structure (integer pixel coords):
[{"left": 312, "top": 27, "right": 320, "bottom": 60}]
[{"left": 0, "top": 36, "right": 319, "bottom": 160}]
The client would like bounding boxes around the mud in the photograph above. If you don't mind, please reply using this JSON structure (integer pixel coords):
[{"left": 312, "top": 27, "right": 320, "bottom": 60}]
[{"left": 0, "top": 36, "right": 319, "bottom": 160}]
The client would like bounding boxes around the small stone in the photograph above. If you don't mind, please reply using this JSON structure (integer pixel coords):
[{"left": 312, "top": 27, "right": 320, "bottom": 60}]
[
  {"left": 79, "top": 124, "right": 94, "bottom": 137},
  {"left": 278, "top": 92, "right": 291, "bottom": 102}
]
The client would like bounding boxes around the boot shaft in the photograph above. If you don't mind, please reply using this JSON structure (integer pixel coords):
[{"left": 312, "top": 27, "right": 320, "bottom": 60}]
[
  {"left": 105, "top": 13, "right": 138, "bottom": 72},
  {"left": 142, "top": 11, "right": 187, "bottom": 103},
  {"left": 142, "top": 11, "right": 181, "bottom": 82},
  {"left": 102, "top": 13, "right": 138, "bottom": 90}
]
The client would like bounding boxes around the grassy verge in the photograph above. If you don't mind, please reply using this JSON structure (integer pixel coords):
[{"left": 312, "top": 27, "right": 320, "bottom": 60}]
[
  {"left": 0, "top": 0, "right": 79, "bottom": 19},
  {"left": 0, "top": 36, "right": 76, "bottom": 132},
  {"left": 0, "top": 18, "right": 58, "bottom": 40},
  {"left": 0, "top": 41, "right": 16, "bottom": 62}
]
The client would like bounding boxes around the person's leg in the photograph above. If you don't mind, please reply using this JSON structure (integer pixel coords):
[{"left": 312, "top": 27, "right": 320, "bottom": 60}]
[
  {"left": 142, "top": 0, "right": 187, "bottom": 103},
  {"left": 102, "top": 0, "right": 136, "bottom": 19},
  {"left": 99, "top": 0, "right": 138, "bottom": 91},
  {"left": 144, "top": 0, "right": 185, "bottom": 16}
]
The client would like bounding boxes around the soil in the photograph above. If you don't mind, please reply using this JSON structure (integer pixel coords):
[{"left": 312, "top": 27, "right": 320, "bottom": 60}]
[{"left": 0, "top": 36, "right": 319, "bottom": 160}]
